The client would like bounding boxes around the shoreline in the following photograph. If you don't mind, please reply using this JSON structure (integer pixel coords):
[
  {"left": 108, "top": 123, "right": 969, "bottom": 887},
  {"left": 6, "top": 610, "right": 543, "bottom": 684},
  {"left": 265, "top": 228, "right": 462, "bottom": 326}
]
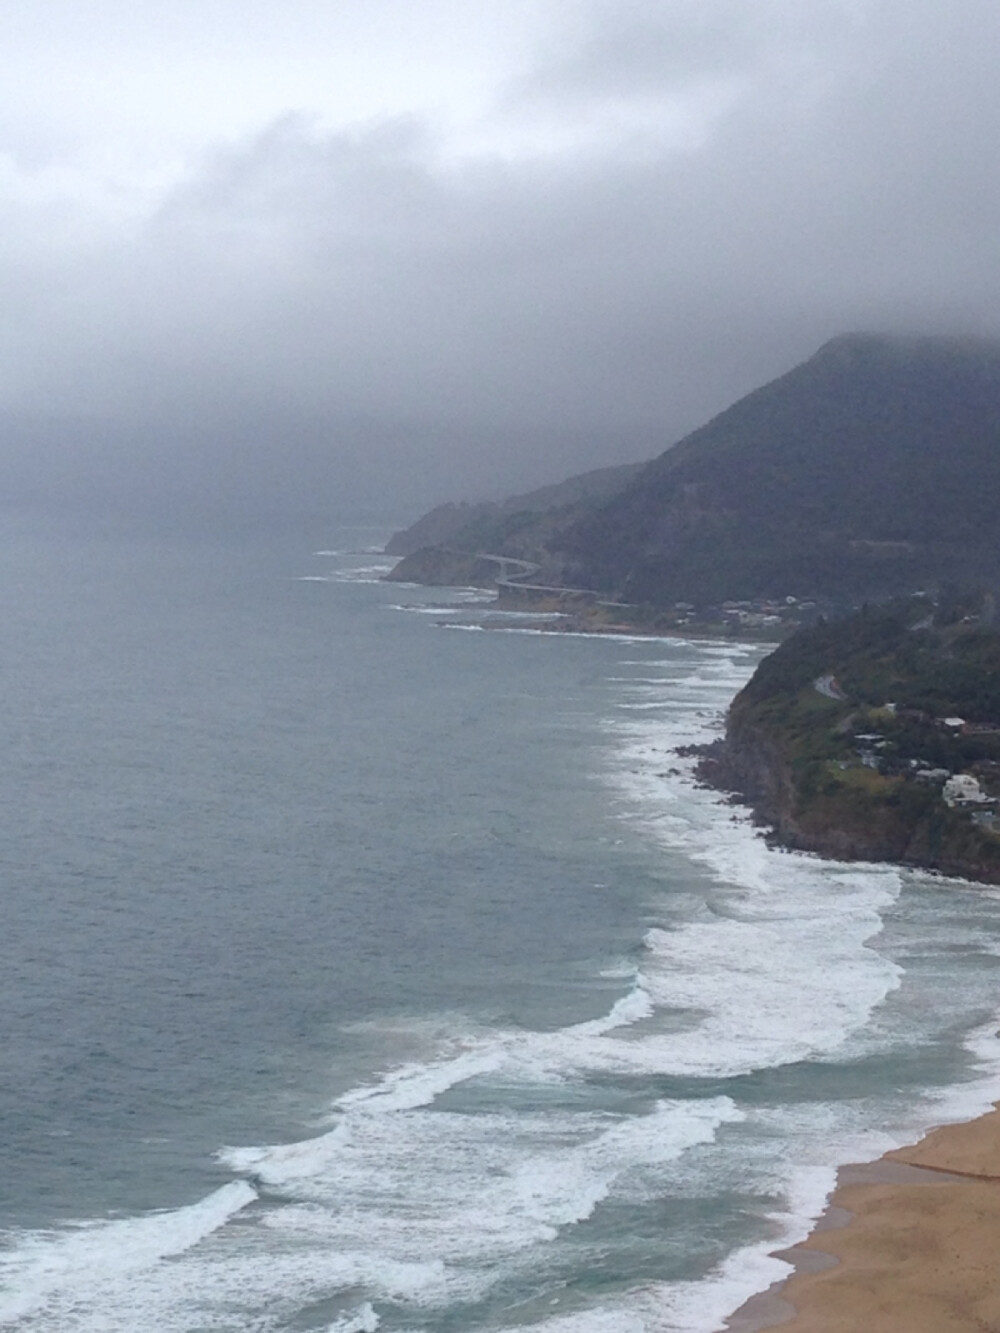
[
  {"left": 476, "top": 599, "right": 1000, "bottom": 1329},
  {"left": 382, "top": 566, "right": 790, "bottom": 644},
  {"left": 464, "top": 592, "right": 1000, "bottom": 1330},
  {"left": 724, "top": 1106, "right": 1000, "bottom": 1332},
  {"left": 434, "top": 608, "right": 782, "bottom": 648},
  {"left": 396, "top": 574, "right": 1000, "bottom": 1329}
]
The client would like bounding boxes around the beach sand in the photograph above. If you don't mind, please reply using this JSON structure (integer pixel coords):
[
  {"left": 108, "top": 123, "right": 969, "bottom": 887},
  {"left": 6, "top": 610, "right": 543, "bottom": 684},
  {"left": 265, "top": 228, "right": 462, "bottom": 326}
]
[{"left": 725, "top": 1108, "right": 1000, "bottom": 1332}]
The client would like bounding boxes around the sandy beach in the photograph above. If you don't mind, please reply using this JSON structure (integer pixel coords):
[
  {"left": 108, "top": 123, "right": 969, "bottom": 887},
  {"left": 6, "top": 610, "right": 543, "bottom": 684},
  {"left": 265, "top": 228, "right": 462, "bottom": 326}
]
[{"left": 726, "top": 1108, "right": 1000, "bottom": 1331}]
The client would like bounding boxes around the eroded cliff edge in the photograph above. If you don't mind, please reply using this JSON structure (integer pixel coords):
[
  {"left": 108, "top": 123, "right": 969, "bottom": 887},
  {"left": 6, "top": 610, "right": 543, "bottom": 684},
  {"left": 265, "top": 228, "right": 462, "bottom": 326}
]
[{"left": 697, "top": 597, "right": 1000, "bottom": 885}]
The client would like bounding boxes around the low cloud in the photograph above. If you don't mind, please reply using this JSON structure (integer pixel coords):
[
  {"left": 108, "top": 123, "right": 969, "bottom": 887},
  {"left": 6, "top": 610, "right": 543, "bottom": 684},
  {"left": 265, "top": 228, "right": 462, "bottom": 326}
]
[{"left": 2, "top": 0, "right": 999, "bottom": 524}]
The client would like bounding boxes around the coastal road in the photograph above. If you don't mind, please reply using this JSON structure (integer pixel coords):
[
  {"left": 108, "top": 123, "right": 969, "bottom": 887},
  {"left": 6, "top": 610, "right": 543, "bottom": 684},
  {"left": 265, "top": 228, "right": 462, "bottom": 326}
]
[
  {"left": 476, "top": 552, "right": 603, "bottom": 601},
  {"left": 815, "top": 673, "right": 847, "bottom": 700},
  {"left": 476, "top": 553, "right": 541, "bottom": 587}
]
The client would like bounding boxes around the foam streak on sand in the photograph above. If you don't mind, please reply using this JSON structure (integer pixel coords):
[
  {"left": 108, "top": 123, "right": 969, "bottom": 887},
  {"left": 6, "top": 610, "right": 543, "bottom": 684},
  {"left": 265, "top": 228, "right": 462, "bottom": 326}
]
[
  {"left": 596, "top": 643, "right": 1000, "bottom": 1331},
  {"left": 747, "top": 1110, "right": 1000, "bottom": 1332},
  {"left": 722, "top": 1019, "right": 1000, "bottom": 1333}
]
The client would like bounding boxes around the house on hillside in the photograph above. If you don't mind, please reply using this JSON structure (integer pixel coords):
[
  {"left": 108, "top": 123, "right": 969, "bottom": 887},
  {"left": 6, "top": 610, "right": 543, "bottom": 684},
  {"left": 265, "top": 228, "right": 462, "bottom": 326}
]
[{"left": 943, "top": 774, "right": 994, "bottom": 808}]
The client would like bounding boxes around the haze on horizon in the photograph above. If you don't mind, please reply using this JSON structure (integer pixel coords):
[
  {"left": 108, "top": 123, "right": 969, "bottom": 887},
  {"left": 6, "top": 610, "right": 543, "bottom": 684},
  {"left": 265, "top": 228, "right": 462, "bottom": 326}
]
[{"left": 3, "top": 0, "right": 999, "bottom": 527}]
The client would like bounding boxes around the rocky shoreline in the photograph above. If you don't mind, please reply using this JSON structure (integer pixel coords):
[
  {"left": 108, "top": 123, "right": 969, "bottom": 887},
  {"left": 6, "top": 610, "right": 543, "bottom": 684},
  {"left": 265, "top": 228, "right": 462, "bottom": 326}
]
[
  {"left": 690, "top": 729, "right": 1000, "bottom": 885},
  {"left": 688, "top": 599, "right": 1000, "bottom": 886}
]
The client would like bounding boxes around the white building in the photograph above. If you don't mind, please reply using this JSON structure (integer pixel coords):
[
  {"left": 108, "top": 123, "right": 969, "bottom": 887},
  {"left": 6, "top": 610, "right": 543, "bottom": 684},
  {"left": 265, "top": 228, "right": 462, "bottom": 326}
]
[{"left": 942, "top": 774, "right": 990, "bottom": 807}]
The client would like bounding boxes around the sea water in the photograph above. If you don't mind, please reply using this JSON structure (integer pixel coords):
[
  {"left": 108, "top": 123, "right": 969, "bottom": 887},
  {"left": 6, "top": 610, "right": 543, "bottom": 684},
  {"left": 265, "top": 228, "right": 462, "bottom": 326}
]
[{"left": 3, "top": 515, "right": 1000, "bottom": 1332}]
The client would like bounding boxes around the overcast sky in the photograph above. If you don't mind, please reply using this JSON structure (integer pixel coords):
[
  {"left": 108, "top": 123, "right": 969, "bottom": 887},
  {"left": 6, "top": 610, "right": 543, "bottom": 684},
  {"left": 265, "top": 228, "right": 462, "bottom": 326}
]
[{"left": 3, "top": 0, "right": 999, "bottom": 524}]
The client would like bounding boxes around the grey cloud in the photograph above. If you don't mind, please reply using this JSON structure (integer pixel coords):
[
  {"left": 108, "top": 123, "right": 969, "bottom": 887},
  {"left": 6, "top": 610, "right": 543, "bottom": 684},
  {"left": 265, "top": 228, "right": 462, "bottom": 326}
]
[
  {"left": 513, "top": 0, "right": 782, "bottom": 98},
  {"left": 507, "top": 0, "right": 869, "bottom": 110},
  {"left": 3, "top": 0, "right": 1000, "bottom": 525}
]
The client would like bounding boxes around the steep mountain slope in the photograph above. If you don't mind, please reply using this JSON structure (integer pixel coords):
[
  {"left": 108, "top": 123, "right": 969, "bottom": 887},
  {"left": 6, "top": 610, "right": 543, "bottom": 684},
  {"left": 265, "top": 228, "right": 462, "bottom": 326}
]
[
  {"left": 557, "top": 334, "right": 1000, "bottom": 604},
  {"left": 386, "top": 334, "right": 1000, "bottom": 608},
  {"left": 385, "top": 460, "right": 642, "bottom": 582}
]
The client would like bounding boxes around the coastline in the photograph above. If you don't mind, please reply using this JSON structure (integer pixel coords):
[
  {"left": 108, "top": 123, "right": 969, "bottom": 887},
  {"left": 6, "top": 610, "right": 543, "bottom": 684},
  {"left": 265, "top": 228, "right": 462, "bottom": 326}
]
[
  {"left": 456, "top": 593, "right": 1000, "bottom": 1332},
  {"left": 382, "top": 559, "right": 790, "bottom": 644},
  {"left": 724, "top": 1106, "right": 1000, "bottom": 1332},
  {"left": 477, "top": 601, "right": 1000, "bottom": 1330},
  {"left": 391, "top": 571, "right": 1000, "bottom": 1331}
]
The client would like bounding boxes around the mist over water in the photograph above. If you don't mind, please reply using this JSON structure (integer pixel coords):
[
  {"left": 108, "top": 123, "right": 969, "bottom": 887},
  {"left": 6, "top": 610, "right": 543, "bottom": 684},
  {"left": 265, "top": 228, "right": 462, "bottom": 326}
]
[{"left": 3, "top": 518, "right": 1000, "bottom": 1332}]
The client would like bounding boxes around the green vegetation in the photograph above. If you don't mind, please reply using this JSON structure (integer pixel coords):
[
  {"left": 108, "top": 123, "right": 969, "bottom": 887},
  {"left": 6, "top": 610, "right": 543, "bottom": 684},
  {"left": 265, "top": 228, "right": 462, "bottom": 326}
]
[
  {"left": 742, "top": 598, "right": 1000, "bottom": 722},
  {"left": 717, "top": 596, "right": 1000, "bottom": 882},
  {"left": 385, "top": 460, "right": 643, "bottom": 568},
  {"left": 388, "top": 334, "right": 1000, "bottom": 612},
  {"left": 560, "top": 334, "right": 1000, "bottom": 605}
]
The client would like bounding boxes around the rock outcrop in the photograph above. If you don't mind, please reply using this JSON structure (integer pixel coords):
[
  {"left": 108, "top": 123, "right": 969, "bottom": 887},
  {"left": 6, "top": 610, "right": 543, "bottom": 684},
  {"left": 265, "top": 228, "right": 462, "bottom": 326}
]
[{"left": 698, "top": 600, "right": 1000, "bottom": 884}]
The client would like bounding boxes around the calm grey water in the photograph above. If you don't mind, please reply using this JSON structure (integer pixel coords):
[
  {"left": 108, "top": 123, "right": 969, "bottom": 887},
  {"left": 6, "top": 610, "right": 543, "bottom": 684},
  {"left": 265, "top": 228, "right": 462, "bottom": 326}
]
[{"left": 3, "top": 514, "right": 1000, "bottom": 1333}]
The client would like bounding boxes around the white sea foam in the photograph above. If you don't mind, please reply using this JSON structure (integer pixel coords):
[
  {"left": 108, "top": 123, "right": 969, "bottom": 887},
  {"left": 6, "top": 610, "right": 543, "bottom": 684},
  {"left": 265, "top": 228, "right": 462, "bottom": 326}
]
[
  {"left": 441, "top": 626, "right": 694, "bottom": 644},
  {"left": 577, "top": 639, "right": 1000, "bottom": 1329},
  {"left": 501, "top": 1160, "right": 840, "bottom": 1333},
  {"left": 631, "top": 1030, "right": 1000, "bottom": 1333},
  {"left": 13, "top": 635, "right": 1000, "bottom": 1333},
  {"left": 219, "top": 1094, "right": 742, "bottom": 1302},
  {"left": 198, "top": 964, "right": 750, "bottom": 1317},
  {"left": 597, "top": 649, "right": 904, "bottom": 1079},
  {"left": 326, "top": 1302, "right": 380, "bottom": 1332},
  {"left": 919, "top": 1015, "right": 1000, "bottom": 1131},
  {"left": 328, "top": 562, "right": 396, "bottom": 583},
  {"left": 0, "top": 1241, "right": 447, "bottom": 1333},
  {"left": 481, "top": 610, "right": 569, "bottom": 620},
  {"left": 387, "top": 602, "right": 499, "bottom": 616},
  {"left": 0, "top": 1181, "right": 255, "bottom": 1326},
  {"left": 313, "top": 547, "right": 386, "bottom": 557},
  {"left": 178, "top": 638, "right": 926, "bottom": 1329}
]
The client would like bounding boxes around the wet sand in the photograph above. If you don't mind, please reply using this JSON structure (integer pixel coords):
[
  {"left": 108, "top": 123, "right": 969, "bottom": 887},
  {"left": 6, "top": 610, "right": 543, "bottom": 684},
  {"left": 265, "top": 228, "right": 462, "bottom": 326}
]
[{"left": 725, "top": 1109, "right": 1000, "bottom": 1331}]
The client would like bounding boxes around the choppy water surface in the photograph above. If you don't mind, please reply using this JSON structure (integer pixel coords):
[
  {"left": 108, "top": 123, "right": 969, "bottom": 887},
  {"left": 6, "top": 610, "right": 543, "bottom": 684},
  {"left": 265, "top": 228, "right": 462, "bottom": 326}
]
[{"left": 3, "top": 516, "right": 1000, "bottom": 1332}]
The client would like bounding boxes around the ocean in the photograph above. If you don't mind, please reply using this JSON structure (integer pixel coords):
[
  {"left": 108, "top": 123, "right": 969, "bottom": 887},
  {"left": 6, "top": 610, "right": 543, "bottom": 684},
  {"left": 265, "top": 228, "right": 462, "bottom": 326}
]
[{"left": 3, "top": 515, "right": 1000, "bottom": 1333}]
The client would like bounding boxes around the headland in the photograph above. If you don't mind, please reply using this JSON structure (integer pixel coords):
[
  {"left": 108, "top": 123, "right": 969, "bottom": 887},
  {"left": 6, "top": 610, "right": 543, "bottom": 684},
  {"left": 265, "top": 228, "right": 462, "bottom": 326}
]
[{"left": 696, "top": 594, "right": 1000, "bottom": 886}]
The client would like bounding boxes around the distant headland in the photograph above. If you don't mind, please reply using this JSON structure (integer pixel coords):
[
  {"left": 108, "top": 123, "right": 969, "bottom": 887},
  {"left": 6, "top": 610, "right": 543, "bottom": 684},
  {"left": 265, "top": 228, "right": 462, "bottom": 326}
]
[
  {"left": 385, "top": 333, "right": 1000, "bottom": 636},
  {"left": 385, "top": 333, "right": 1000, "bottom": 879}
]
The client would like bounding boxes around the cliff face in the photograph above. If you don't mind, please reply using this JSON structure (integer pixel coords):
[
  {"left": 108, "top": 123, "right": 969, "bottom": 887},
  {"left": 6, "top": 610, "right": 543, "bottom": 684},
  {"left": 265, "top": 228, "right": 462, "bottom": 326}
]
[
  {"left": 383, "top": 547, "right": 502, "bottom": 588},
  {"left": 701, "top": 602, "right": 1000, "bottom": 885},
  {"left": 707, "top": 715, "right": 1000, "bottom": 881}
]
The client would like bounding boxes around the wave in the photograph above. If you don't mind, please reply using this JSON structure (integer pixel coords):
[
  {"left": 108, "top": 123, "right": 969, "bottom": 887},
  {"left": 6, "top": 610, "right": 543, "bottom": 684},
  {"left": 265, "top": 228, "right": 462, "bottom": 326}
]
[
  {"left": 10, "top": 635, "right": 1000, "bottom": 1333},
  {"left": 440, "top": 625, "right": 700, "bottom": 644},
  {"left": 599, "top": 649, "right": 904, "bottom": 1080},
  {"left": 223, "top": 1095, "right": 741, "bottom": 1266},
  {"left": 580, "top": 641, "right": 1000, "bottom": 1328},
  {"left": 0, "top": 1181, "right": 255, "bottom": 1328},
  {"left": 327, "top": 563, "right": 396, "bottom": 583},
  {"left": 327, "top": 1305, "right": 381, "bottom": 1333},
  {"left": 313, "top": 547, "right": 387, "bottom": 557},
  {"left": 386, "top": 603, "right": 495, "bottom": 616},
  {"left": 502, "top": 1164, "right": 831, "bottom": 1333}
]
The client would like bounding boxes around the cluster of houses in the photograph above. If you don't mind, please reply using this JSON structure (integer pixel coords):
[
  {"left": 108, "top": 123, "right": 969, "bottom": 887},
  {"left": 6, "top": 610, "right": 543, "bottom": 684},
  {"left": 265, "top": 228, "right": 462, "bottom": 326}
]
[
  {"left": 851, "top": 714, "right": 1000, "bottom": 831},
  {"left": 672, "top": 595, "right": 821, "bottom": 630}
]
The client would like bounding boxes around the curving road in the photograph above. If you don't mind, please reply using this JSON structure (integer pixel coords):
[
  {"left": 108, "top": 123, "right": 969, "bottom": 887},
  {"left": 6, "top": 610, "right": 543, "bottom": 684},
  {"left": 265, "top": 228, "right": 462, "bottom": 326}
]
[
  {"left": 815, "top": 673, "right": 847, "bottom": 701},
  {"left": 475, "top": 552, "right": 541, "bottom": 588},
  {"left": 476, "top": 552, "right": 602, "bottom": 601}
]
